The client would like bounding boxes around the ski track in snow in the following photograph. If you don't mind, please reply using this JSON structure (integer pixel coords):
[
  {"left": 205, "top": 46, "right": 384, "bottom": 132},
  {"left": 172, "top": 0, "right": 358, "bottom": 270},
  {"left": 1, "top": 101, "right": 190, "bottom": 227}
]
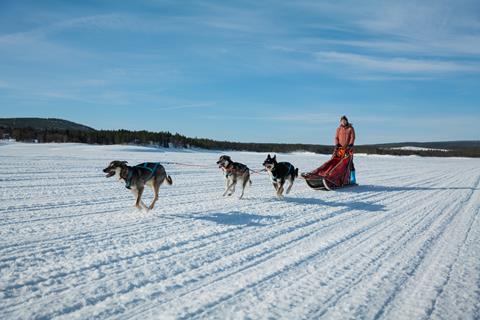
[{"left": 0, "top": 143, "right": 479, "bottom": 320}]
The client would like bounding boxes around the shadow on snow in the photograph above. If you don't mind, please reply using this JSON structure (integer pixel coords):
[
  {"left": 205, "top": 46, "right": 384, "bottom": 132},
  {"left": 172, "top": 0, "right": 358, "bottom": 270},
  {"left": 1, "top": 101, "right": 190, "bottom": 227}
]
[
  {"left": 335, "top": 184, "right": 479, "bottom": 193},
  {"left": 285, "top": 197, "right": 386, "bottom": 212},
  {"left": 171, "top": 212, "right": 282, "bottom": 227}
]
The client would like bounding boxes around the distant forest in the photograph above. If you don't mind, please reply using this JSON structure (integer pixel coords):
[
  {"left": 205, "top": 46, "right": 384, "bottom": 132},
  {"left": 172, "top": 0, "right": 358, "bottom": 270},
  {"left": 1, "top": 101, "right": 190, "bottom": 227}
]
[{"left": 1, "top": 118, "right": 479, "bottom": 157}]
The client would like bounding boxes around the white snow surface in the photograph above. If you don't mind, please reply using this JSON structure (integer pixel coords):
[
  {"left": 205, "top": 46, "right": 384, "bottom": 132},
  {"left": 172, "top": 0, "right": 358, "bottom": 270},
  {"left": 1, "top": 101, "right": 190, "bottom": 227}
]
[
  {"left": 1, "top": 143, "right": 480, "bottom": 320},
  {"left": 390, "top": 146, "right": 449, "bottom": 152}
]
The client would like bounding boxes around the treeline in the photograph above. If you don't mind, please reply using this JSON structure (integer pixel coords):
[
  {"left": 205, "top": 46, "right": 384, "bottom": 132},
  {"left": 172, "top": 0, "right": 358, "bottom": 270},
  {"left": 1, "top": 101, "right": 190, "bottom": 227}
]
[
  {"left": 1, "top": 126, "right": 480, "bottom": 158},
  {"left": 0, "top": 126, "right": 333, "bottom": 152},
  {"left": 354, "top": 147, "right": 480, "bottom": 158},
  {"left": 1, "top": 127, "right": 185, "bottom": 147}
]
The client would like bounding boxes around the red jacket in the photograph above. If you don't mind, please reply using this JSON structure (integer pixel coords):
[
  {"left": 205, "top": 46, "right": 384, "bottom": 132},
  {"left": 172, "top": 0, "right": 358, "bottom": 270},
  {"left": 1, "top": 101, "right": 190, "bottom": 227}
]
[{"left": 335, "top": 125, "right": 355, "bottom": 148}]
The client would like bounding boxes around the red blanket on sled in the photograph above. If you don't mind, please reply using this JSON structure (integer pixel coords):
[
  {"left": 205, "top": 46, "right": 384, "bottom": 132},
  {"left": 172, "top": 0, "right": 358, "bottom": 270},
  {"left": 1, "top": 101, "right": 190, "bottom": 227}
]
[{"left": 309, "top": 147, "right": 353, "bottom": 188}]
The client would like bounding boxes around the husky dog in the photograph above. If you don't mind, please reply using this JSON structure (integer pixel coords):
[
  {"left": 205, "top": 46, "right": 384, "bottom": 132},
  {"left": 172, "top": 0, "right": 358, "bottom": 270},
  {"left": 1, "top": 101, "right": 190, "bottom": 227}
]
[
  {"left": 216, "top": 155, "right": 252, "bottom": 199},
  {"left": 262, "top": 154, "right": 299, "bottom": 198},
  {"left": 103, "top": 161, "right": 173, "bottom": 211}
]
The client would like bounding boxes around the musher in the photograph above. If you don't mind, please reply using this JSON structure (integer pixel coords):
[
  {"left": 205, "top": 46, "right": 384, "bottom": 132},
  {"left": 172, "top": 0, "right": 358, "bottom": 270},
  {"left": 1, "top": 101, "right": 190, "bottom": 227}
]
[{"left": 335, "top": 115, "right": 356, "bottom": 184}]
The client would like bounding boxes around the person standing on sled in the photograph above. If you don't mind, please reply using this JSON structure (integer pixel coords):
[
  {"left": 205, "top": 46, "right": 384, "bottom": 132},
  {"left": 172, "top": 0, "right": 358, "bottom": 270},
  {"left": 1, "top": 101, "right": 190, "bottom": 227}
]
[{"left": 335, "top": 115, "right": 356, "bottom": 183}]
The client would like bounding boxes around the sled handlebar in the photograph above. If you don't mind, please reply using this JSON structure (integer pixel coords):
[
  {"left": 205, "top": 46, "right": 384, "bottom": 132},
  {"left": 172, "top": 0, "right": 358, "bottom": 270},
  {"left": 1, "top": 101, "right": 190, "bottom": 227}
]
[{"left": 333, "top": 146, "right": 354, "bottom": 158}]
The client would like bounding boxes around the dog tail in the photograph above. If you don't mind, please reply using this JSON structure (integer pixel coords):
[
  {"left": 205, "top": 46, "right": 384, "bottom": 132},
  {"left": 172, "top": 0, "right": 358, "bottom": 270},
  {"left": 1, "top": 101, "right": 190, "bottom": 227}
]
[
  {"left": 295, "top": 168, "right": 299, "bottom": 178},
  {"left": 165, "top": 175, "right": 173, "bottom": 185}
]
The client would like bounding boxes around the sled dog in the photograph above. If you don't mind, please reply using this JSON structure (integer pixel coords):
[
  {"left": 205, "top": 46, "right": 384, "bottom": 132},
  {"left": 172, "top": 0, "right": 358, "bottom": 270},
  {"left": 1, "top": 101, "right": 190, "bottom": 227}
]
[
  {"left": 103, "top": 161, "right": 172, "bottom": 211},
  {"left": 262, "top": 154, "right": 298, "bottom": 198},
  {"left": 216, "top": 155, "right": 251, "bottom": 199}
]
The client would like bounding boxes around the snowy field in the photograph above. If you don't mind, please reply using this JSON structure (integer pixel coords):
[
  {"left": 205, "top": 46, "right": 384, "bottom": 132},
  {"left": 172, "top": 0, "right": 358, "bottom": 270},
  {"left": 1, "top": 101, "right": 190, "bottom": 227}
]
[
  {"left": 1, "top": 143, "right": 480, "bottom": 320},
  {"left": 390, "top": 146, "right": 449, "bottom": 152}
]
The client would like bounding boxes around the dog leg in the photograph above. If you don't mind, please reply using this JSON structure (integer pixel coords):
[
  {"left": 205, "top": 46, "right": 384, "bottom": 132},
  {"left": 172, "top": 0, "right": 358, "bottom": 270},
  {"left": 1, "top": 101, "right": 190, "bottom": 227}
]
[
  {"left": 131, "top": 189, "right": 137, "bottom": 208},
  {"left": 277, "top": 181, "right": 285, "bottom": 198},
  {"left": 286, "top": 176, "right": 294, "bottom": 194},
  {"left": 135, "top": 187, "right": 148, "bottom": 210},
  {"left": 223, "top": 179, "right": 233, "bottom": 196},
  {"left": 272, "top": 182, "right": 278, "bottom": 190},
  {"left": 239, "top": 176, "right": 249, "bottom": 199},
  {"left": 149, "top": 180, "right": 160, "bottom": 210},
  {"left": 131, "top": 188, "right": 142, "bottom": 209},
  {"left": 135, "top": 187, "right": 143, "bottom": 209},
  {"left": 271, "top": 182, "right": 278, "bottom": 196},
  {"left": 228, "top": 179, "right": 237, "bottom": 196}
]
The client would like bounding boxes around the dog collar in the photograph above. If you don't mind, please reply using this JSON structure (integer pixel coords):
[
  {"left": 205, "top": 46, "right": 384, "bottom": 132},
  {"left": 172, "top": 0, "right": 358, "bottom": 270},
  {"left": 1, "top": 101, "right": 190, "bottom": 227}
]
[{"left": 125, "top": 169, "right": 134, "bottom": 189}]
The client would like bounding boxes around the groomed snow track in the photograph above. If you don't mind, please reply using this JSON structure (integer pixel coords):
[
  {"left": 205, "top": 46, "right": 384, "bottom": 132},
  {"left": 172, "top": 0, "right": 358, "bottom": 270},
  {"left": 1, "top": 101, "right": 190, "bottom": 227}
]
[{"left": 1, "top": 144, "right": 479, "bottom": 319}]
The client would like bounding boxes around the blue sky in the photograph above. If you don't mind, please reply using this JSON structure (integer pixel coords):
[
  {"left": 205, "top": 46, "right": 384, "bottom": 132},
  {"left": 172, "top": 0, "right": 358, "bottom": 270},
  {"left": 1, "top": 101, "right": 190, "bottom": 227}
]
[{"left": 1, "top": 0, "right": 479, "bottom": 144}]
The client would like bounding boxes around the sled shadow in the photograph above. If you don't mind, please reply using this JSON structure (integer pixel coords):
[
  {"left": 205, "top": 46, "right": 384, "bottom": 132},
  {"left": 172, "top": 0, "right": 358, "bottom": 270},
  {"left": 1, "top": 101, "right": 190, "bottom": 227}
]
[
  {"left": 285, "top": 197, "right": 386, "bottom": 212},
  {"left": 172, "top": 212, "right": 281, "bottom": 227},
  {"left": 335, "top": 184, "right": 479, "bottom": 193}
]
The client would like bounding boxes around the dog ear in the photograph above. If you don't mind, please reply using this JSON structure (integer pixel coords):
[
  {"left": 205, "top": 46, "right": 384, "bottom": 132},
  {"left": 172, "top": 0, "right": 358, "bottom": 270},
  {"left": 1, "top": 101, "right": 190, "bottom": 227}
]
[
  {"left": 267, "top": 154, "right": 271, "bottom": 159},
  {"left": 273, "top": 155, "right": 276, "bottom": 160}
]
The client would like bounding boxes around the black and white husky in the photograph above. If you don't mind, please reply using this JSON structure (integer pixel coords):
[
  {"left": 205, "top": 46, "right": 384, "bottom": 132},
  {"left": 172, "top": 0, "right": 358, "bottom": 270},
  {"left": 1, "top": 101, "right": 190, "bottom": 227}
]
[
  {"left": 216, "top": 155, "right": 252, "bottom": 199},
  {"left": 262, "top": 154, "right": 298, "bottom": 198}
]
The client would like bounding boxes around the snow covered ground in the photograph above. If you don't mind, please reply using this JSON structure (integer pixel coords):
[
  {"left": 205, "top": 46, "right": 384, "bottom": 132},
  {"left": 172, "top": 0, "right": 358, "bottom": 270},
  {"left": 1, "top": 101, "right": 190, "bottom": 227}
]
[
  {"left": 1, "top": 143, "right": 479, "bottom": 320},
  {"left": 389, "top": 146, "right": 449, "bottom": 152}
]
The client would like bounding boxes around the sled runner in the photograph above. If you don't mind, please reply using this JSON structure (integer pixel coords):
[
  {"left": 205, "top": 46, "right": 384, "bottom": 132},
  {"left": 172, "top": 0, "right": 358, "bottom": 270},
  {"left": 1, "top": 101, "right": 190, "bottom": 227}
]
[{"left": 302, "top": 147, "right": 356, "bottom": 191}]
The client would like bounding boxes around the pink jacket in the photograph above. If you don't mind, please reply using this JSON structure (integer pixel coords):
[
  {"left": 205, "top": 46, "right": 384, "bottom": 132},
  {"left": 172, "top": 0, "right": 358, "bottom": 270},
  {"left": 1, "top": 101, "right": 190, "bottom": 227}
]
[{"left": 335, "top": 125, "right": 355, "bottom": 147}]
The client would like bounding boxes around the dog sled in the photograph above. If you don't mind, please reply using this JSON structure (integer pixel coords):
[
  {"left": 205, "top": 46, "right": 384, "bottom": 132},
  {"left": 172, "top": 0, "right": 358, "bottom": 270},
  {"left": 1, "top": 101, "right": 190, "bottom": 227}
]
[{"left": 302, "top": 147, "right": 356, "bottom": 191}]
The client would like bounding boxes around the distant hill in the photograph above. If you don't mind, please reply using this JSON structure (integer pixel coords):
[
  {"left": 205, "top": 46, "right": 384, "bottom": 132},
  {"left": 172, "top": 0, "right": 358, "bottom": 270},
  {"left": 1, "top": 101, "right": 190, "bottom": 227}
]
[{"left": 0, "top": 118, "right": 94, "bottom": 131}]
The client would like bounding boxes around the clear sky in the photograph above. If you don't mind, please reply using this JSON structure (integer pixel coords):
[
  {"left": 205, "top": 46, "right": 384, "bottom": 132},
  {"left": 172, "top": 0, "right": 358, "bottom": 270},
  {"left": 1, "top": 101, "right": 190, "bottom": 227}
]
[{"left": 1, "top": 0, "right": 479, "bottom": 144}]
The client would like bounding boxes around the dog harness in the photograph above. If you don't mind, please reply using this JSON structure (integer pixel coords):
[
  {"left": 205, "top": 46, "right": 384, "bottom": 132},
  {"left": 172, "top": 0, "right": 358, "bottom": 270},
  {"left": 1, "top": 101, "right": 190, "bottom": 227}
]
[
  {"left": 224, "top": 165, "right": 248, "bottom": 178},
  {"left": 125, "top": 162, "right": 160, "bottom": 189},
  {"left": 270, "top": 163, "right": 294, "bottom": 182}
]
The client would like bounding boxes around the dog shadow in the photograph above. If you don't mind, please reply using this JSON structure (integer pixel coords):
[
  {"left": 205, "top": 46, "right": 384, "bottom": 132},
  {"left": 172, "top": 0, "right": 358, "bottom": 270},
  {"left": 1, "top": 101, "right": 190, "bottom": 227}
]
[
  {"left": 335, "top": 184, "right": 479, "bottom": 193},
  {"left": 172, "top": 211, "right": 281, "bottom": 227},
  {"left": 285, "top": 196, "right": 386, "bottom": 212}
]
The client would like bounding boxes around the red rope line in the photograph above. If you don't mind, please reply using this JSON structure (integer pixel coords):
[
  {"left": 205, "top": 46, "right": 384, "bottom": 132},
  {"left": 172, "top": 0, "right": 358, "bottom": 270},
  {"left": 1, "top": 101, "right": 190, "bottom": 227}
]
[
  {"left": 162, "top": 161, "right": 212, "bottom": 168},
  {"left": 162, "top": 161, "right": 266, "bottom": 174}
]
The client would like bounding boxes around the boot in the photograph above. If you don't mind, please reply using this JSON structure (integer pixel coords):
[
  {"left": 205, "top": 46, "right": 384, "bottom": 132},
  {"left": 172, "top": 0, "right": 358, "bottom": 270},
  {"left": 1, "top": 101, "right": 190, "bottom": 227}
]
[{"left": 350, "top": 170, "right": 356, "bottom": 184}]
